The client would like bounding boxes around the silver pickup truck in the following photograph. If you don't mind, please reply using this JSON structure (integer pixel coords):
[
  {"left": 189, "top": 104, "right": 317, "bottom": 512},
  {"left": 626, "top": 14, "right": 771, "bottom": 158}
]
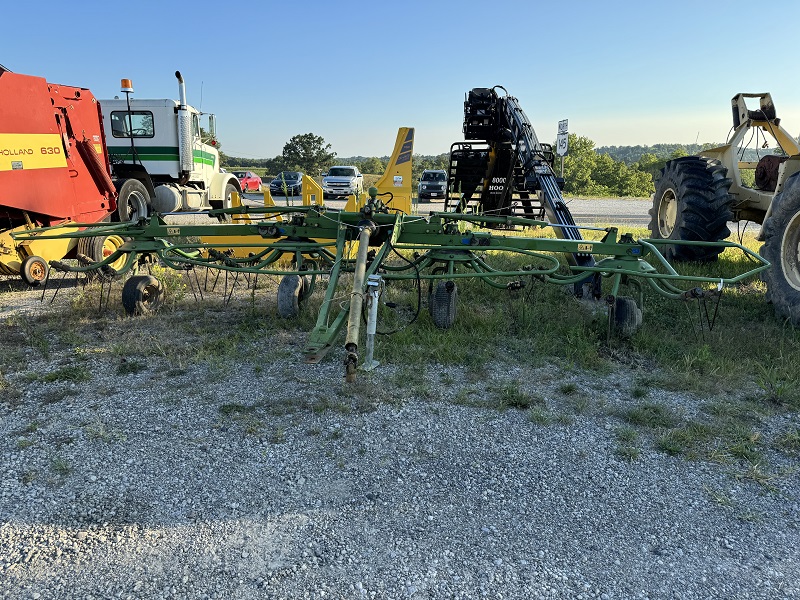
[{"left": 322, "top": 166, "right": 364, "bottom": 199}]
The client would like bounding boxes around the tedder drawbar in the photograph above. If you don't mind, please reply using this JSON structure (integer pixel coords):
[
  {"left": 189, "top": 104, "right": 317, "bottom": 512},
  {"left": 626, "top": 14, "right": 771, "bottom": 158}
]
[{"left": 13, "top": 188, "right": 768, "bottom": 380}]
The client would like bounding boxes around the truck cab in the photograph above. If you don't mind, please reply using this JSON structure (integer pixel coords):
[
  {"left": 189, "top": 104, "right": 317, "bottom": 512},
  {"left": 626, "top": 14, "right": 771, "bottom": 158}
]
[{"left": 100, "top": 72, "right": 240, "bottom": 218}]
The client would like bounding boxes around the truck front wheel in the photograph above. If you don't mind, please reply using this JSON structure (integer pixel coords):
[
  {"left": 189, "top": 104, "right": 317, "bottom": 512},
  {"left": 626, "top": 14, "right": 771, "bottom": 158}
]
[
  {"left": 115, "top": 179, "right": 150, "bottom": 222},
  {"left": 761, "top": 172, "right": 800, "bottom": 325}
]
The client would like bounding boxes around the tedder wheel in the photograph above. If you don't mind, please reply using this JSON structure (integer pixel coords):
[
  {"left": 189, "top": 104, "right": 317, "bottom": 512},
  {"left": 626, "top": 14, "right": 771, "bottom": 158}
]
[
  {"left": 121, "top": 275, "right": 164, "bottom": 316},
  {"left": 20, "top": 255, "right": 49, "bottom": 286},
  {"left": 114, "top": 179, "right": 150, "bottom": 222},
  {"left": 611, "top": 296, "right": 642, "bottom": 338},
  {"left": 77, "top": 234, "right": 128, "bottom": 279},
  {"left": 277, "top": 274, "right": 304, "bottom": 318},
  {"left": 429, "top": 280, "right": 457, "bottom": 329},
  {"left": 648, "top": 156, "right": 733, "bottom": 262},
  {"left": 760, "top": 171, "right": 800, "bottom": 325}
]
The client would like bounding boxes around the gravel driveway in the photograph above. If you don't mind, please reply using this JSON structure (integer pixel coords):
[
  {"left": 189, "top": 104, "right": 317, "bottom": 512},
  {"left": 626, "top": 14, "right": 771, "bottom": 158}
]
[{"left": 0, "top": 201, "right": 797, "bottom": 599}]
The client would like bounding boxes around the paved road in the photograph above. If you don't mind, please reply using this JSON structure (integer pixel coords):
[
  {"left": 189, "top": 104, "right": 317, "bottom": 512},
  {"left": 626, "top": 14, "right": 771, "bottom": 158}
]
[
  {"left": 248, "top": 193, "right": 762, "bottom": 237},
  {"left": 245, "top": 193, "right": 652, "bottom": 227}
]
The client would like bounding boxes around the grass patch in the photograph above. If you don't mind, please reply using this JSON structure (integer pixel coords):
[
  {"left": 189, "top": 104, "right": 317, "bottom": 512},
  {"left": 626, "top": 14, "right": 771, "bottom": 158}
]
[
  {"left": 526, "top": 405, "right": 552, "bottom": 425},
  {"left": 218, "top": 402, "right": 263, "bottom": 434},
  {"left": 492, "top": 382, "right": 543, "bottom": 410},
  {"left": 558, "top": 382, "right": 578, "bottom": 396},
  {"left": 614, "top": 445, "right": 640, "bottom": 461},
  {"left": 775, "top": 429, "right": 800, "bottom": 455},
  {"left": 615, "top": 425, "right": 638, "bottom": 444},
  {"left": 116, "top": 359, "right": 148, "bottom": 375},
  {"left": 42, "top": 366, "right": 91, "bottom": 383},
  {"left": 49, "top": 455, "right": 71, "bottom": 476},
  {"left": 620, "top": 402, "right": 679, "bottom": 429},
  {"left": 84, "top": 416, "right": 126, "bottom": 442}
]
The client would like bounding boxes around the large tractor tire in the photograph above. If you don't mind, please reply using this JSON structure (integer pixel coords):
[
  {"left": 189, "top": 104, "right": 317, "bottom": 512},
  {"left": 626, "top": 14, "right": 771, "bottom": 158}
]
[
  {"left": 649, "top": 157, "right": 733, "bottom": 262},
  {"left": 115, "top": 179, "right": 150, "bottom": 223},
  {"left": 760, "top": 172, "right": 800, "bottom": 325},
  {"left": 77, "top": 233, "right": 129, "bottom": 278}
]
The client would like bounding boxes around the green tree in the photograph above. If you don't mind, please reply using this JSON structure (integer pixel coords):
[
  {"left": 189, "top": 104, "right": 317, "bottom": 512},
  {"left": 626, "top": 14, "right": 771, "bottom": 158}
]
[
  {"left": 281, "top": 133, "right": 336, "bottom": 175},
  {"left": 561, "top": 134, "right": 599, "bottom": 194},
  {"left": 358, "top": 156, "right": 386, "bottom": 175},
  {"left": 412, "top": 153, "right": 449, "bottom": 182}
]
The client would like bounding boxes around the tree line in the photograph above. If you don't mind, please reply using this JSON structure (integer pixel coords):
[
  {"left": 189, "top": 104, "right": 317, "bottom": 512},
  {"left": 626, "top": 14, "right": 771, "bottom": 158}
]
[
  {"left": 223, "top": 132, "right": 739, "bottom": 198},
  {"left": 221, "top": 131, "right": 451, "bottom": 183}
]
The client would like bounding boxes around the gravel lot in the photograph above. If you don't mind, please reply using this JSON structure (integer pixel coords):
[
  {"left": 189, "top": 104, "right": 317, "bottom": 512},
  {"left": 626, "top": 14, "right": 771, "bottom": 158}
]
[{"left": 0, "top": 203, "right": 797, "bottom": 599}]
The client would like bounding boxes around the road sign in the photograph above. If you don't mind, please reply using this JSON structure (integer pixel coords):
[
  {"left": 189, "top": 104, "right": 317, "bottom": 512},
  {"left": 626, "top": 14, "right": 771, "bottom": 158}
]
[
  {"left": 557, "top": 119, "right": 568, "bottom": 156},
  {"left": 557, "top": 133, "right": 569, "bottom": 157}
]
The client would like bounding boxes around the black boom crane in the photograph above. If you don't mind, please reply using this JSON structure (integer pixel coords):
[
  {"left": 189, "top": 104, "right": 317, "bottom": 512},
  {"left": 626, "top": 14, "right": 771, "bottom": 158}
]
[{"left": 445, "top": 86, "right": 596, "bottom": 292}]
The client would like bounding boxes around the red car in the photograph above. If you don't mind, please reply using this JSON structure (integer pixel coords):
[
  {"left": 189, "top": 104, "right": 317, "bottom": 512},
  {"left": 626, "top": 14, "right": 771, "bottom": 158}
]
[{"left": 233, "top": 171, "right": 262, "bottom": 193}]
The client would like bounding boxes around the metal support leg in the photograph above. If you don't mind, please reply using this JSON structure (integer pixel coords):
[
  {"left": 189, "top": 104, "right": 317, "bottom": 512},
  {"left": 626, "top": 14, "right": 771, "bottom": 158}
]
[
  {"left": 362, "top": 274, "right": 381, "bottom": 372},
  {"left": 344, "top": 223, "right": 376, "bottom": 382}
]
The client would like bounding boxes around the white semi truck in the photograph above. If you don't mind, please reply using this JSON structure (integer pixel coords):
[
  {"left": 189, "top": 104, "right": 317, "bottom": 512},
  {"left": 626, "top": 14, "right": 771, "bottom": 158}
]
[{"left": 100, "top": 71, "right": 241, "bottom": 220}]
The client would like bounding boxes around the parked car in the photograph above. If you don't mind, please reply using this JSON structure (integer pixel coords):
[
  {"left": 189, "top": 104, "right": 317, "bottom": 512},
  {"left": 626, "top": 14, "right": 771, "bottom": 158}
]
[
  {"left": 322, "top": 166, "right": 363, "bottom": 198},
  {"left": 417, "top": 169, "right": 448, "bottom": 201},
  {"left": 269, "top": 171, "right": 303, "bottom": 196},
  {"left": 233, "top": 171, "right": 262, "bottom": 193}
]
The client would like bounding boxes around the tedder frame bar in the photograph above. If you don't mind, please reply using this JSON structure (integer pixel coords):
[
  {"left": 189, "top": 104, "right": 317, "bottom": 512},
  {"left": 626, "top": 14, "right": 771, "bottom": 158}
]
[{"left": 13, "top": 198, "right": 770, "bottom": 373}]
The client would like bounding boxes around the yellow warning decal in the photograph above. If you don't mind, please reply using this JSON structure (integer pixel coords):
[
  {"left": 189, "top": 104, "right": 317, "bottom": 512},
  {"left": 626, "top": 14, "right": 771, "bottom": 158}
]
[
  {"left": 167, "top": 227, "right": 180, "bottom": 236},
  {"left": 577, "top": 243, "right": 592, "bottom": 252},
  {"left": 0, "top": 134, "right": 68, "bottom": 171}
]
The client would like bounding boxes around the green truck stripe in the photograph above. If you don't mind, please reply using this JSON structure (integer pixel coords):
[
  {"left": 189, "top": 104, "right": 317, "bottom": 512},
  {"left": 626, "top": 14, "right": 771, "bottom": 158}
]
[
  {"left": 193, "top": 149, "right": 215, "bottom": 166},
  {"left": 109, "top": 145, "right": 179, "bottom": 162},
  {"left": 109, "top": 146, "right": 216, "bottom": 167}
]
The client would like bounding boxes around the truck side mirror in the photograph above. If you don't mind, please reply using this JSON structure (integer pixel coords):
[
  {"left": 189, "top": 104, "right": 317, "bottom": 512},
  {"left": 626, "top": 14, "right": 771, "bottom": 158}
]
[{"left": 208, "top": 114, "right": 216, "bottom": 138}]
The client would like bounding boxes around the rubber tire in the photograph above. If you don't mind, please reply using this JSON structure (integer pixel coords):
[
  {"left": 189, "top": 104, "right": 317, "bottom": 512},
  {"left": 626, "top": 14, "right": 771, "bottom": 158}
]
[
  {"left": 277, "top": 274, "right": 303, "bottom": 318},
  {"left": 122, "top": 275, "right": 163, "bottom": 316},
  {"left": 760, "top": 171, "right": 800, "bottom": 325},
  {"left": 611, "top": 296, "right": 642, "bottom": 338},
  {"left": 115, "top": 179, "right": 150, "bottom": 222},
  {"left": 20, "top": 255, "right": 49, "bottom": 287},
  {"left": 211, "top": 183, "right": 237, "bottom": 222},
  {"left": 77, "top": 234, "right": 128, "bottom": 278},
  {"left": 648, "top": 157, "right": 733, "bottom": 262},
  {"left": 429, "top": 280, "right": 457, "bottom": 329}
]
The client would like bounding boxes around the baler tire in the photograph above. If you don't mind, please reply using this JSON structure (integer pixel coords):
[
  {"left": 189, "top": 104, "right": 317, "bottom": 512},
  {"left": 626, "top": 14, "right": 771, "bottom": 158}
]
[
  {"left": 611, "top": 296, "right": 642, "bottom": 338},
  {"left": 20, "top": 255, "right": 49, "bottom": 287},
  {"left": 115, "top": 179, "right": 150, "bottom": 223},
  {"left": 760, "top": 171, "right": 800, "bottom": 325},
  {"left": 277, "top": 274, "right": 303, "bottom": 318},
  {"left": 122, "top": 275, "right": 163, "bottom": 316},
  {"left": 648, "top": 157, "right": 733, "bottom": 262},
  {"left": 429, "top": 280, "right": 457, "bottom": 329},
  {"left": 77, "top": 234, "right": 128, "bottom": 280}
]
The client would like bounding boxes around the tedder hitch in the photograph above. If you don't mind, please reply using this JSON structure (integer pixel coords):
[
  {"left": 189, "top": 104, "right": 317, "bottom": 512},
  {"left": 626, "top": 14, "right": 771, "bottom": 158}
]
[{"left": 12, "top": 195, "right": 770, "bottom": 380}]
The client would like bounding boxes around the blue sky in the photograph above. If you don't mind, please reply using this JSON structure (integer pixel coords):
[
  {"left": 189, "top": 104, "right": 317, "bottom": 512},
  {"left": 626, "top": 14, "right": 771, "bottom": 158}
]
[{"left": 5, "top": 0, "right": 800, "bottom": 159}]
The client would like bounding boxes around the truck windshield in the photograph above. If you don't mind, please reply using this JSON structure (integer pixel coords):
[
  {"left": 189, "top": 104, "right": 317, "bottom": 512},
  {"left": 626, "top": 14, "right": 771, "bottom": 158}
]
[
  {"left": 110, "top": 111, "right": 154, "bottom": 138},
  {"left": 328, "top": 168, "right": 355, "bottom": 177}
]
